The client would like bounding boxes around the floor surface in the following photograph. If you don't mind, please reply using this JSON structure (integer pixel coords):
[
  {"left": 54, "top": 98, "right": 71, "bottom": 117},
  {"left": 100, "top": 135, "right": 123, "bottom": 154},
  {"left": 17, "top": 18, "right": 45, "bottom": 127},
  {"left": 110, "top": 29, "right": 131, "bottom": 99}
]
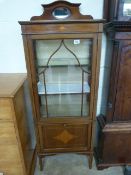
[{"left": 34, "top": 154, "right": 124, "bottom": 175}]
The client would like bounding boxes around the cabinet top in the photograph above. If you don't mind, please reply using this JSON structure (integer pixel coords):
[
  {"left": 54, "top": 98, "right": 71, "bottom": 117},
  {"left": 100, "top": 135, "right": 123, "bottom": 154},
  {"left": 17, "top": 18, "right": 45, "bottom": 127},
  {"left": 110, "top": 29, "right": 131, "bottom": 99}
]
[
  {"left": 0, "top": 73, "right": 27, "bottom": 97},
  {"left": 19, "top": 1, "right": 105, "bottom": 25}
]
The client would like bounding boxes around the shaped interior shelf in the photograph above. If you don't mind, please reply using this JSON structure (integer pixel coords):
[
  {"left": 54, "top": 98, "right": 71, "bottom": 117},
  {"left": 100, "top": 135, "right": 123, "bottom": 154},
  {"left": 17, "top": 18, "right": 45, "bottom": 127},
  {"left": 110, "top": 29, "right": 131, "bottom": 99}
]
[{"left": 37, "top": 81, "right": 90, "bottom": 95}]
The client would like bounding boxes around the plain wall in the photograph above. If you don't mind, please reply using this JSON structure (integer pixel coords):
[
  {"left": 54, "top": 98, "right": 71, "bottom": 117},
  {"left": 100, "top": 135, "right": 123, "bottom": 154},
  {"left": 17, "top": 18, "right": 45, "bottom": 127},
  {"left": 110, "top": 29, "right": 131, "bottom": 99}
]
[{"left": 0, "top": 0, "right": 110, "bottom": 115}]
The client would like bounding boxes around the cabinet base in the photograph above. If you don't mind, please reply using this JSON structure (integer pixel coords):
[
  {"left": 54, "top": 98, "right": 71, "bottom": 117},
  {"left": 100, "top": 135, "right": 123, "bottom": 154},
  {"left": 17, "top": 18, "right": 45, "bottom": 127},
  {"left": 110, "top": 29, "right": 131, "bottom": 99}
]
[
  {"left": 94, "top": 147, "right": 109, "bottom": 170},
  {"left": 94, "top": 147, "right": 130, "bottom": 170},
  {"left": 38, "top": 152, "right": 93, "bottom": 171},
  {"left": 96, "top": 116, "right": 131, "bottom": 169}
]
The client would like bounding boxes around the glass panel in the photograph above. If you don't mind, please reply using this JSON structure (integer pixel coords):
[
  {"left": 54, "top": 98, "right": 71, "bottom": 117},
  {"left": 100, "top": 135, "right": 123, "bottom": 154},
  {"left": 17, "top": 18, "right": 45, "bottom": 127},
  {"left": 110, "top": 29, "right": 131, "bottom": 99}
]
[
  {"left": 52, "top": 7, "right": 71, "bottom": 19},
  {"left": 40, "top": 94, "right": 89, "bottom": 117},
  {"left": 35, "top": 39, "right": 92, "bottom": 118},
  {"left": 123, "top": 0, "right": 131, "bottom": 16}
]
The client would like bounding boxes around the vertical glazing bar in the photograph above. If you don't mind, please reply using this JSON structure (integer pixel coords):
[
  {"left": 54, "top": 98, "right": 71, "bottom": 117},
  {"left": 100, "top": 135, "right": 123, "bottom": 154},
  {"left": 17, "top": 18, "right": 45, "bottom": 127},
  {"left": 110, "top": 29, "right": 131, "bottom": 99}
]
[
  {"left": 43, "top": 72, "right": 49, "bottom": 117},
  {"left": 81, "top": 71, "right": 84, "bottom": 116}
]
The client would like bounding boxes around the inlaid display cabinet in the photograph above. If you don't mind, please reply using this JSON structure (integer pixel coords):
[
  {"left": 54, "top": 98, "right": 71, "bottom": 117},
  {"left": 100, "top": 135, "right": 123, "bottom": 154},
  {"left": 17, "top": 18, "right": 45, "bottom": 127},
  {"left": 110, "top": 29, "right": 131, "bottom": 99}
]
[
  {"left": 96, "top": 0, "right": 131, "bottom": 170},
  {"left": 19, "top": 1, "right": 104, "bottom": 170}
]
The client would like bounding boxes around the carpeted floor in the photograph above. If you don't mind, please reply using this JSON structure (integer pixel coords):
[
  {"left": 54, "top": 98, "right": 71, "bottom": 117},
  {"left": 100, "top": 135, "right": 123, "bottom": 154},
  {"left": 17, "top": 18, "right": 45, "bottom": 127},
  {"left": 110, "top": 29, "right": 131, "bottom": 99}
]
[{"left": 34, "top": 154, "right": 124, "bottom": 175}]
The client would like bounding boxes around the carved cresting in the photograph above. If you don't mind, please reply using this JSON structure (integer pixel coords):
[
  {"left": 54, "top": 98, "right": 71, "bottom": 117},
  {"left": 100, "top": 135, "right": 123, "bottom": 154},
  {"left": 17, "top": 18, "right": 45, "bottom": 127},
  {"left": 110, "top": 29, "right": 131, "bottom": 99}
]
[
  {"left": 31, "top": 1, "right": 93, "bottom": 21},
  {"left": 54, "top": 130, "right": 76, "bottom": 144}
]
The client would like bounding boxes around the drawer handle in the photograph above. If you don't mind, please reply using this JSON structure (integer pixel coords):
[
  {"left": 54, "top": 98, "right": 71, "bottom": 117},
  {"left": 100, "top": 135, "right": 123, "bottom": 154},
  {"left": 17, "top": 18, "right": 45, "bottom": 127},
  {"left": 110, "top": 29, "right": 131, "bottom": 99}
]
[{"left": 64, "top": 124, "right": 67, "bottom": 127}]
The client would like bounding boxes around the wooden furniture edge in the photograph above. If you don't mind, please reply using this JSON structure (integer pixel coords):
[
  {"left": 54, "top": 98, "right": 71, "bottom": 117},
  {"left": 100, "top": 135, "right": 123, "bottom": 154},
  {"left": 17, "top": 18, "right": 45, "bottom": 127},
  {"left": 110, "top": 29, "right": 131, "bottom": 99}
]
[
  {"left": 28, "top": 147, "right": 37, "bottom": 175},
  {"left": 94, "top": 114, "right": 106, "bottom": 169},
  {"left": 0, "top": 73, "right": 27, "bottom": 98}
]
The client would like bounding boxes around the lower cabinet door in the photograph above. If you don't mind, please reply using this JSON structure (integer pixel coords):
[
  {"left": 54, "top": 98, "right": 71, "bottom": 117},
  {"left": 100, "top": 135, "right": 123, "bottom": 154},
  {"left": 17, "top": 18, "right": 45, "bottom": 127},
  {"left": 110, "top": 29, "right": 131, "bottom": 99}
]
[{"left": 39, "top": 123, "right": 91, "bottom": 152}]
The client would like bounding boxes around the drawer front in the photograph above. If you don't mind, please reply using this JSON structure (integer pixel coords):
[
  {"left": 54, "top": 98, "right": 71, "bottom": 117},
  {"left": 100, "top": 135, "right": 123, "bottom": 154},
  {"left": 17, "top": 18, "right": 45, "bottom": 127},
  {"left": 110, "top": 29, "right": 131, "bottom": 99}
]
[
  {"left": 39, "top": 123, "right": 91, "bottom": 151},
  {"left": 0, "top": 99, "right": 13, "bottom": 121},
  {"left": 0, "top": 123, "right": 17, "bottom": 145}
]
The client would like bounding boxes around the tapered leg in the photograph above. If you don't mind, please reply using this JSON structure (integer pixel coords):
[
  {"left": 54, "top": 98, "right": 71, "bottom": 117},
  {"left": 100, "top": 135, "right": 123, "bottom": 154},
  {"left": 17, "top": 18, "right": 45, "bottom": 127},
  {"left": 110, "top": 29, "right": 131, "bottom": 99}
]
[
  {"left": 89, "top": 154, "right": 93, "bottom": 169},
  {"left": 39, "top": 156, "right": 43, "bottom": 171}
]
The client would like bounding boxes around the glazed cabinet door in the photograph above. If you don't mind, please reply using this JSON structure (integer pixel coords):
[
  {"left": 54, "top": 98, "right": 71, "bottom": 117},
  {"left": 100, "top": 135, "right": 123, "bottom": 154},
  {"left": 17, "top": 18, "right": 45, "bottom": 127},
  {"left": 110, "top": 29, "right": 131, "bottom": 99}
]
[
  {"left": 36, "top": 39, "right": 91, "bottom": 118},
  {"left": 112, "top": 41, "right": 131, "bottom": 121},
  {"left": 29, "top": 34, "right": 98, "bottom": 120}
]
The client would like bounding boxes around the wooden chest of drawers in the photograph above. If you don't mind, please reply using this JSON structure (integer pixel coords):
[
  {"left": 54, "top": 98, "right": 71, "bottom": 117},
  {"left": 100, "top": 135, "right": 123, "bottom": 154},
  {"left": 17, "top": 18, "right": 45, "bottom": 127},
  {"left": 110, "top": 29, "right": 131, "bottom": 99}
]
[{"left": 0, "top": 74, "right": 36, "bottom": 175}]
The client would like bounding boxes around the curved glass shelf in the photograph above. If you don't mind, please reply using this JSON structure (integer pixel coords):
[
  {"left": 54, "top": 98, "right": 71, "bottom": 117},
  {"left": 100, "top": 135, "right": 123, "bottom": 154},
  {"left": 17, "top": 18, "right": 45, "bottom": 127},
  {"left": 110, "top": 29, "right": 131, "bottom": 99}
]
[{"left": 38, "top": 82, "right": 90, "bottom": 95}]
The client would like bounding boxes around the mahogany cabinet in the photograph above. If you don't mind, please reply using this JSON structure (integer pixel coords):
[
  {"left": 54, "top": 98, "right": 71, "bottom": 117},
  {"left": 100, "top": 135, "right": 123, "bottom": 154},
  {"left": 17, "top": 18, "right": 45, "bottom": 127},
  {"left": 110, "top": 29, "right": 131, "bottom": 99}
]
[
  {"left": 103, "top": 0, "right": 131, "bottom": 22},
  {"left": 96, "top": 22, "right": 131, "bottom": 169},
  {"left": 0, "top": 74, "right": 36, "bottom": 175},
  {"left": 19, "top": 1, "right": 104, "bottom": 170},
  {"left": 96, "top": 0, "right": 131, "bottom": 169}
]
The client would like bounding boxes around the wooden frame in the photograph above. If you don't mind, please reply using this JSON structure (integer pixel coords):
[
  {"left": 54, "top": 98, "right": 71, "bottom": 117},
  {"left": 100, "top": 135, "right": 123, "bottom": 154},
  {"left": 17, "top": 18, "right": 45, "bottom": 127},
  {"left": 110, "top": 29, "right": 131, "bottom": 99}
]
[
  {"left": 103, "top": 0, "right": 131, "bottom": 21},
  {"left": 19, "top": 1, "right": 104, "bottom": 170}
]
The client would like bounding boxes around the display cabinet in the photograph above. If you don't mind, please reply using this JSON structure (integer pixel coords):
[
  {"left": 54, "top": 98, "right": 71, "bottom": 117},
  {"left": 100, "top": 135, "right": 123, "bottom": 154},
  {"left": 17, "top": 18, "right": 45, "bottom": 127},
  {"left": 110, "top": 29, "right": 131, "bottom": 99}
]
[
  {"left": 103, "top": 0, "right": 131, "bottom": 22},
  {"left": 19, "top": 1, "right": 104, "bottom": 170}
]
